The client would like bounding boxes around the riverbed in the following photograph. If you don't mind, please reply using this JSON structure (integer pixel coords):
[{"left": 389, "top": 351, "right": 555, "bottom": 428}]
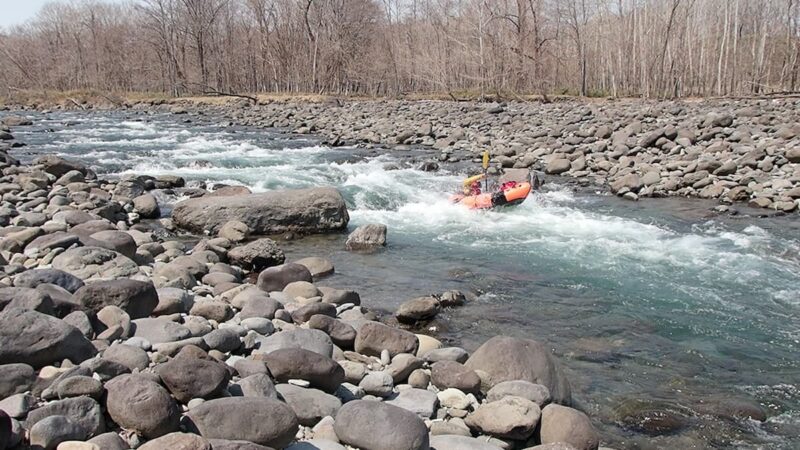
[{"left": 10, "top": 110, "right": 800, "bottom": 449}]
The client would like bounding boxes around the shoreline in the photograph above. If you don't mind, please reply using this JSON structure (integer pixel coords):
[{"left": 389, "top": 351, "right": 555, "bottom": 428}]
[
  {"left": 0, "top": 114, "right": 610, "bottom": 449},
  {"left": 4, "top": 95, "right": 799, "bottom": 215}
]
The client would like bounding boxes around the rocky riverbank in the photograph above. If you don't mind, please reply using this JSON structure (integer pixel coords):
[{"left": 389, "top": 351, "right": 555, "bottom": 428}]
[
  {"left": 0, "top": 121, "right": 608, "bottom": 449},
  {"left": 127, "top": 96, "right": 800, "bottom": 214},
  {"left": 6, "top": 96, "right": 800, "bottom": 212}
]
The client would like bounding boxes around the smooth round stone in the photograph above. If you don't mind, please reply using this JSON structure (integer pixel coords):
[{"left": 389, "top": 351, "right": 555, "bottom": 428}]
[{"left": 241, "top": 317, "right": 275, "bottom": 335}]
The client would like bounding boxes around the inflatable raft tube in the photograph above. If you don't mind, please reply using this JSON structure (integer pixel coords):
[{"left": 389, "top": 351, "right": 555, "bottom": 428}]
[{"left": 451, "top": 182, "right": 532, "bottom": 210}]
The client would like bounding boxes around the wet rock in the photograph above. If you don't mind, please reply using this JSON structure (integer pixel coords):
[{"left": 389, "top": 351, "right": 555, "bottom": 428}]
[
  {"left": 185, "top": 397, "right": 299, "bottom": 448},
  {"left": 396, "top": 296, "right": 441, "bottom": 323},
  {"left": 345, "top": 223, "right": 387, "bottom": 250},
  {"left": 334, "top": 400, "right": 429, "bottom": 450},
  {"left": 105, "top": 374, "right": 181, "bottom": 439},
  {"left": 173, "top": 187, "right": 349, "bottom": 235},
  {"left": 133, "top": 193, "right": 160, "bottom": 219},
  {"left": 465, "top": 336, "right": 571, "bottom": 404},
  {"left": 294, "top": 256, "right": 334, "bottom": 278}
]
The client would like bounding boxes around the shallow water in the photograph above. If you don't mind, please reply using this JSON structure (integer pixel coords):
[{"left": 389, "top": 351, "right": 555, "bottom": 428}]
[{"left": 9, "top": 111, "right": 800, "bottom": 449}]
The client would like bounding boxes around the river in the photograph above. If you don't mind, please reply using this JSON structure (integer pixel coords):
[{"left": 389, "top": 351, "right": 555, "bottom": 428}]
[{"left": 9, "top": 110, "right": 800, "bottom": 449}]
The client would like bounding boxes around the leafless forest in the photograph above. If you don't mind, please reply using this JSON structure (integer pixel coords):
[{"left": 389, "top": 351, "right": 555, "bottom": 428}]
[{"left": 1, "top": 0, "right": 799, "bottom": 99}]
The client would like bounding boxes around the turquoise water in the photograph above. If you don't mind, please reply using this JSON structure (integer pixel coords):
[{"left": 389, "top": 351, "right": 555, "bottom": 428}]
[{"left": 9, "top": 111, "right": 800, "bottom": 449}]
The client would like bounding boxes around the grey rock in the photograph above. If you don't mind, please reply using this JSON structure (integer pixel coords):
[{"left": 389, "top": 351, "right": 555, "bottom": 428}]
[
  {"left": 431, "top": 360, "right": 481, "bottom": 394},
  {"left": 133, "top": 193, "right": 160, "bottom": 219},
  {"left": 29, "top": 415, "right": 86, "bottom": 450},
  {"left": 355, "top": 321, "right": 419, "bottom": 358},
  {"left": 158, "top": 356, "right": 231, "bottom": 403},
  {"left": 255, "top": 328, "right": 333, "bottom": 357},
  {"left": 105, "top": 374, "right": 181, "bottom": 439},
  {"left": 55, "top": 375, "right": 104, "bottom": 399},
  {"left": 132, "top": 318, "right": 191, "bottom": 344},
  {"left": 345, "top": 223, "right": 387, "bottom": 250},
  {"left": 52, "top": 246, "right": 139, "bottom": 280},
  {"left": 230, "top": 373, "right": 278, "bottom": 399},
  {"left": 465, "top": 396, "right": 541, "bottom": 440},
  {"left": 26, "top": 396, "right": 104, "bottom": 437},
  {"left": 294, "top": 256, "right": 334, "bottom": 278},
  {"left": 538, "top": 404, "right": 599, "bottom": 450},
  {"left": 0, "top": 363, "right": 35, "bottom": 399},
  {"left": 276, "top": 384, "right": 342, "bottom": 426},
  {"left": 487, "top": 380, "right": 551, "bottom": 406},
  {"left": 291, "top": 302, "right": 336, "bottom": 323},
  {"left": 185, "top": 397, "right": 299, "bottom": 448},
  {"left": 13, "top": 269, "right": 85, "bottom": 293},
  {"left": 228, "top": 238, "right": 286, "bottom": 272},
  {"left": 424, "top": 347, "right": 469, "bottom": 364},
  {"left": 334, "top": 400, "right": 429, "bottom": 450},
  {"left": 260, "top": 348, "right": 344, "bottom": 393},
  {"left": 429, "top": 435, "right": 503, "bottom": 450},
  {"left": 0, "top": 287, "right": 55, "bottom": 316},
  {"left": 396, "top": 296, "right": 440, "bottom": 323},
  {"left": 358, "top": 371, "right": 394, "bottom": 397},
  {"left": 465, "top": 336, "right": 571, "bottom": 404},
  {"left": 73, "top": 279, "right": 158, "bottom": 319},
  {"left": 87, "top": 432, "right": 129, "bottom": 450},
  {"left": 173, "top": 187, "right": 349, "bottom": 235},
  {"left": 103, "top": 343, "right": 149, "bottom": 371},
  {"left": 256, "top": 263, "right": 312, "bottom": 292},
  {"left": 386, "top": 388, "right": 438, "bottom": 419},
  {"left": 308, "top": 315, "right": 356, "bottom": 348},
  {"left": 88, "top": 230, "right": 138, "bottom": 259},
  {"left": 0, "top": 308, "right": 97, "bottom": 368}
]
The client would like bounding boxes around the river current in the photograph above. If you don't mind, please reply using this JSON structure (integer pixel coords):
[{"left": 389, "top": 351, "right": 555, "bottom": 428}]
[{"left": 8, "top": 110, "right": 800, "bottom": 449}]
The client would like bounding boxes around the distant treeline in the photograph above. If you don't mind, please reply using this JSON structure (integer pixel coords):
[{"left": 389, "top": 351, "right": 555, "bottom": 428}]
[{"left": 0, "top": 0, "right": 798, "bottom": 99}]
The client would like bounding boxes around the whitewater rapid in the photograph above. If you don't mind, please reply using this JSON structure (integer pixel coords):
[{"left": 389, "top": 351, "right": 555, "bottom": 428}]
[{"left": 11, "top": 111, "right": 800, "bottom": 449}]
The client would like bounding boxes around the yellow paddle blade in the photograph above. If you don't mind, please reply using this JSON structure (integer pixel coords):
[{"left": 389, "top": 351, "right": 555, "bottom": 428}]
[{"left": 482, "top": 151, "right": 489, "bottom": 169}]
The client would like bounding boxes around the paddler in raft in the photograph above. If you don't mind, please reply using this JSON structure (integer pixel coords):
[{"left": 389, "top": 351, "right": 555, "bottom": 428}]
[{"left": 451, "top": 151, "right": 540, "bottom": 209}]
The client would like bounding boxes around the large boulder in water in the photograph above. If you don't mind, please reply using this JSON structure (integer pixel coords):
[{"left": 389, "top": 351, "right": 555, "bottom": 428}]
[
  {"left": 172, "top": 187, "right": 349, "bottom": 235},
  {"left": 464, "top": 335, "right": 571, "bottom": 405}
]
